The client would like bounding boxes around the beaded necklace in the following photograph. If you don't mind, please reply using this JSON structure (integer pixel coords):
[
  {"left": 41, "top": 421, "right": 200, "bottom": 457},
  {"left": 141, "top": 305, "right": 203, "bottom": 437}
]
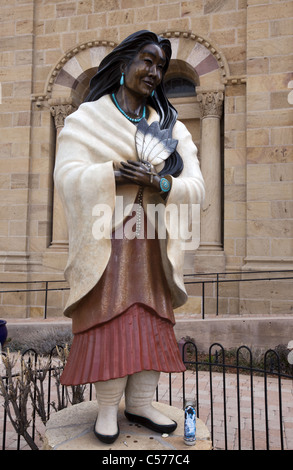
[{"left": 112, "top": 93, "right": 146, "bottom": 123}]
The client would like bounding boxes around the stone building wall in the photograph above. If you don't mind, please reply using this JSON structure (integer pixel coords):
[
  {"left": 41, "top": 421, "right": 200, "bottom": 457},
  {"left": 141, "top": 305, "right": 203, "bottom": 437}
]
[{"left": 0, "top": 0, "right": 292, "bottom": 319}]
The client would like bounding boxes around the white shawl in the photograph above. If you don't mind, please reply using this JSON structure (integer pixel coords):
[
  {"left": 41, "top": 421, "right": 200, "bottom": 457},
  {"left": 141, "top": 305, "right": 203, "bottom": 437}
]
[{"left": 54, "top": 94, "right": 205, "bottom": 317}]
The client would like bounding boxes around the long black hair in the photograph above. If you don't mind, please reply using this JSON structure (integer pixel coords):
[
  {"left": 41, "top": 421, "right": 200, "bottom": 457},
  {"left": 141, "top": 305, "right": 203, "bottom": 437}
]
[{"left": 84, "top": 30, "right": 183, "bottom": 177}]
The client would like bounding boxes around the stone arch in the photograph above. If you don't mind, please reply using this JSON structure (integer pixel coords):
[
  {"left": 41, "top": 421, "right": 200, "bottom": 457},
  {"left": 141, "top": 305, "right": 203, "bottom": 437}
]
[
  {"left": 44, "top": 32, "right": 229, "bottom": 104},
  {"left": 161, "top": 31, "right": 229, "bottom": 88},
  {"left": 45, "top": 40, "right": 117, "bottom": 106}
]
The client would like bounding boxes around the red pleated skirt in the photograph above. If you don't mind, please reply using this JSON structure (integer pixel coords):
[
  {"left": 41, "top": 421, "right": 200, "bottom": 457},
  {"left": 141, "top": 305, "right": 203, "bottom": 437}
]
[{"left": 60, "top": 303, "right": 186, "bottom": 385}]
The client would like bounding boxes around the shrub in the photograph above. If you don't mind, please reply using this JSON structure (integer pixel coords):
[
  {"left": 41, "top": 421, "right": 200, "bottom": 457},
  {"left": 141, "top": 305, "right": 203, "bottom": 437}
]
[{"left": 6, "top": 327, "right": 73, "bottom": 356}]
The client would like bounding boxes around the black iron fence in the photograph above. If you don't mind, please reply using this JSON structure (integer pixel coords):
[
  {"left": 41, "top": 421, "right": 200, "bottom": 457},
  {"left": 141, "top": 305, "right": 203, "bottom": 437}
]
[
  {"left": 0, "top": 270, "right": 292, "bottom": 449},
  {"left": 1, "top": 342, "right": 292, "bottom": 451},
  {"left": 0, "top": 269, "right": 292, "bottom": 318},
  {"left": 0, "top": 279, "right": 69, "bottom": 319},
  {"left": 180, "top": 341, "right": 293, "bottom": 451},
  {"left": 183, "top": 269, "right": 293, "bottom": 318}
]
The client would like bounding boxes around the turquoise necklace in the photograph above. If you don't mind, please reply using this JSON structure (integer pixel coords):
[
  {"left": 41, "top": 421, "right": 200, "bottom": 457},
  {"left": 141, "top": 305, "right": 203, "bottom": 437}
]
[{"left": 112, "top": 93, "right": 146, "bottom": 123}]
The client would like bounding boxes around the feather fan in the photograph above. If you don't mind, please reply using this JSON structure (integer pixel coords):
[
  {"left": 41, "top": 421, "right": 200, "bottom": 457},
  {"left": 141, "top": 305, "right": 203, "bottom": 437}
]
[{"left": 135, "top": 118, "right": 178, "bottom": 166}]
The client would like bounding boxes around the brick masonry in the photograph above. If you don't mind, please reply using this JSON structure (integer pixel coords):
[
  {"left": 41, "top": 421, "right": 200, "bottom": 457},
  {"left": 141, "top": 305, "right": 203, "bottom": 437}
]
[{"left": 0, "top": 0, "right": 292, "bottom": 320}]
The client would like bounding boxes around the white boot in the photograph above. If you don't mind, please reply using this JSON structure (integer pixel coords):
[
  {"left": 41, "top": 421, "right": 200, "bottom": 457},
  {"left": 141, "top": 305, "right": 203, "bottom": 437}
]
[
  {"left": 124, "top": 370, "right": 177, "bottom": 433},
  {"left": 94, "top": 376, "right": 127, "bottom": 444}
]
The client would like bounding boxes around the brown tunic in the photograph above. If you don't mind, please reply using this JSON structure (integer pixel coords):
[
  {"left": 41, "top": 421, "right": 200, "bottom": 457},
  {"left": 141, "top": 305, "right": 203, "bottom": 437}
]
[
  {"left": 60, "top": 203, "right": 185, "bottom": 385},
  {"left": 70, "top": 208, "right": 175, "bottom": 335}
]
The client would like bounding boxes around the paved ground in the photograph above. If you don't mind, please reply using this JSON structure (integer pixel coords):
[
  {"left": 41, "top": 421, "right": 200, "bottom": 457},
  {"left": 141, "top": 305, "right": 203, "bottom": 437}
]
[
  {"left": 1, "top": 368, "right": 292, "bottom": 451},
  {"left": 158, "top": 371, "right": 293, "bottom": 451}
]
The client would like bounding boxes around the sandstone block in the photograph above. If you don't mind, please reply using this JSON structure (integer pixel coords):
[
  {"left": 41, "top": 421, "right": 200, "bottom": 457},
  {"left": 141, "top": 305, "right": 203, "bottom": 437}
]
[
  {"left": 225, "top": 219, "right": 246, "bottom": 238},
  {"left": 247, "top": 2, "right": 292, "bottom": 23},
  {"left": 271, "top": 163, "right": 293, "bottom": 182},
  {"left": 108, "top": 9, "right": 134, "bottom": 26},
  {"left": 270, "top": 55, "right": 293, "bottom": 73},
  {"left": 271, "top": 238, "right": 293, "bottom": 257},
  {"left": 94, "top": 0, "right": 120, "bottom": 11},
  {"left": 77, "top": 0, "right": 93, "bottom": 15},
  {"left": 87, "top": 13, "right": 108, "bottom": 30},
  {"left": 212, "top": 11, "right": 246, "bottom": 29},
  {"left": 56, "top": 2, "right": 76, "bottom": 18},
  {"left": 271, "top": 201, "right": 293, "bottom": 218},
  {"left": 246, "top": 92, "right": 270, "bottom": 111},
  {"left": 247, "top": 21, "right": 269, "bottom": 40},
  {"left": 247, "top": 165, "right": 271, "bottom": 183},
  {"left": 159, "top": 3, "right": 181, "bottom": 20},
  {"left": 247, "top": 219, "right": 293, "bottom": 238},
  {"left": 248, "top": 109, "right": 293, "bottom": 129},
  {"left": 271, "top": 18, "right": 293, "bottom": 37},
  {"left": 135, "top": 6, "right": 158, "bottom": 23},
  {"left": 247, "top": 74, "right": 292, "bottom": 94},
  {"left": 121, "top": 0, "right": 145, "bottom": 8},
  {"left": 225, "top": 148, "right": 246, "bottom": 167},
  {"left": 247, "top": 201, "right": 271, "bottom": 219},
  {"left": 247, "top": 129, "right": 270, "bottom": 147},
  {"left": 271, "top": 128, "right": 293, "bottom": 145},
  {"left": 247, "top": 182, "right": 293, "bottom": 202},
  {"left": 247, "top": 238, "right": 271, "bottom": 257},
  {"left": 247, "top": 147, "right": 293, "bottom": 164},
  {"left": 248, "top": 37, "right": 292, "bottom": 58},
  {"left": 240, "top": 299, "right": 271, "bottom": 316}
]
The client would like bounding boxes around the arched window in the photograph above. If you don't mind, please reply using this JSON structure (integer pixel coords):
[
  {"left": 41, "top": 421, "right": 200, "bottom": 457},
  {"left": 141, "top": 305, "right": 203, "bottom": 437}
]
[{"left": 164, "top": 77, "right": 196, "bottom": 98}]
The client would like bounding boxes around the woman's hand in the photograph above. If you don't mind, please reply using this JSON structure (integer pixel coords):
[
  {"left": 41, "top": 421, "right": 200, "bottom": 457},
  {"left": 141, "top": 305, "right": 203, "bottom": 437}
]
[{"left": 115, "top": 160, "right": 161, "bottom": 191}]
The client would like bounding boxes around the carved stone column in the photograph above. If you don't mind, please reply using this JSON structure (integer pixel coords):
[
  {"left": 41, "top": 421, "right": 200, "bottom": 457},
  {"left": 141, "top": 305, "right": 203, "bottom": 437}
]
[
  {"left": 50, "top": 100, "right": 77, "bottom": 129},
  {"left": 49, "top": 98, "right": 77, "bottom": 250},
  {"left": 197, "top": 87, "right": 224, "bottom": 251}
]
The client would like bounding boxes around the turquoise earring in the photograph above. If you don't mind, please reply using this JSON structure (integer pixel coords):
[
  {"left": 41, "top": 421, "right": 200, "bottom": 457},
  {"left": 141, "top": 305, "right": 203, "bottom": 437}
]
[
  {"left": 151, "top": 90, "right": 155, "bottom": 97},
  {"left": 120, "top": 73, "right": 124, "bottom": 86}
]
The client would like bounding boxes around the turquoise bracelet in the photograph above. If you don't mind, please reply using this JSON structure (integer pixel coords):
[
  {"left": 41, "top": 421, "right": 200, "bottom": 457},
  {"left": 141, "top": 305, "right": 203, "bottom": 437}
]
[{"left": 160, "top": 177, "right": 171, "bottom": 192}]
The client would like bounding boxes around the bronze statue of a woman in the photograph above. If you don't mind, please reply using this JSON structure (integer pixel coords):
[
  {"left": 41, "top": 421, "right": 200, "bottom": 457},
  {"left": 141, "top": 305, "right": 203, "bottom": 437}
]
[{"left": 54, "top": 30, "right": 205, "bottom": 444}]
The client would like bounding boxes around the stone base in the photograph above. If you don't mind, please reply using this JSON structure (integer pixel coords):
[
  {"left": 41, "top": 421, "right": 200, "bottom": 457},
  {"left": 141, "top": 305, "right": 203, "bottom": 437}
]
[{"left": 43, "top": 400, "right": 212, "bottom": 451}]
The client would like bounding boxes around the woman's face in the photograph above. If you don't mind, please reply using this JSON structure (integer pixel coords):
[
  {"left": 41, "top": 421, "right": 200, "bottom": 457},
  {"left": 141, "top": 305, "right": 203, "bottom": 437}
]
[{"left": 123, "top": 43, "right": 166, "bottom": 98}]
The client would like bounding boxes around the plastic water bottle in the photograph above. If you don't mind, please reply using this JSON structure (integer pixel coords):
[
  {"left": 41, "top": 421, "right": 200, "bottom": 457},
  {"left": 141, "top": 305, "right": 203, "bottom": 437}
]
[{"left": 184, "top": 402, "right": 196, "bottom": 446}]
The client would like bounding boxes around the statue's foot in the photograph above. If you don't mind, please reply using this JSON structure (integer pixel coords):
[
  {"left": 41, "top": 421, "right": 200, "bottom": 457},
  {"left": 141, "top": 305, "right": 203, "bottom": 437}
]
[
  {"left": 94, "top": 376, "right": 127, "bottom": 444},
  {"left": 124, "top": 407, "right": 177, "bottom": 434},
  {"left": 125, "top": 371, "right": 177, "bottom": 434},
  {"left": 94, "top": 415, "right": 119, "bottom": 444}
]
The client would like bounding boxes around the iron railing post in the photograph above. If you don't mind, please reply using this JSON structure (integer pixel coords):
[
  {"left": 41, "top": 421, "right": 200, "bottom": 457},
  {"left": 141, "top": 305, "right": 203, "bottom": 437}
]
[{"left": 44, "top": 281, "right": 48, "bottom": 319}]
